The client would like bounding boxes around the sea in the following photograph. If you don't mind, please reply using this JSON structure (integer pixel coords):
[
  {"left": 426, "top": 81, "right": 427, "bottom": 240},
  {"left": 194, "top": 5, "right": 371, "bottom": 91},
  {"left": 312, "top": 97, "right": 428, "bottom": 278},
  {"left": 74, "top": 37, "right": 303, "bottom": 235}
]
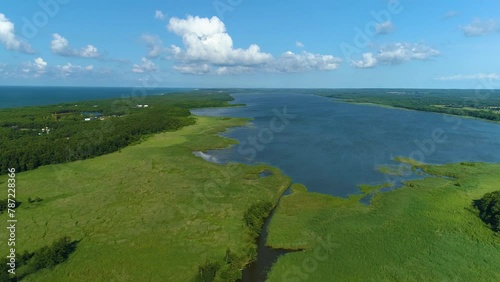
[{"left": 0, "top": 86, "right": 194, "bottom": 108}]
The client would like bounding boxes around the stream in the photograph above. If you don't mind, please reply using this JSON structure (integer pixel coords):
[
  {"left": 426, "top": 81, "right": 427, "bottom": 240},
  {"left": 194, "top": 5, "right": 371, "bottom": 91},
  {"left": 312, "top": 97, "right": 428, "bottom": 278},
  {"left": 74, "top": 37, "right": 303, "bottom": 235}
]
[{"left": 241, "top": 185, "right": 293, "bottom": 282}]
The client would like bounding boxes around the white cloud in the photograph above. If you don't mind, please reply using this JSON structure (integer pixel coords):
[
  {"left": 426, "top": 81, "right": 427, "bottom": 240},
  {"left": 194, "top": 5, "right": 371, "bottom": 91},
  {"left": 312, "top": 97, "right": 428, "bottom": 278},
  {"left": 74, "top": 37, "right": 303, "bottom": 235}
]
[
  {"left": 155, "top": 10, "right": 166, "bottom": 20},
  {"left": 351, "top": 53, "right": 378, "bottom": 68},
  {"left": 295, "top": 41, "right": 304, "bottom": 48},
  {"left": 351, "top": 43, "right": 439, "bottom": 68},
  {"left": 51, "top": 33, "right": 101, "bottom": 58},
  {"left": 21, "top": 57, "right": 48, "bottom": 77},
  {"left": 132, "top": 57, "right": 157, "bottom": 73},
  {"left": 0, "top": 13, "right": 34, "bottom": 53},
  {"left": 435, "top": 73, "right": 500, "bottom": 81},
  {"left": 34, "top": 57, "right": 47, "bottom": 72},
  {"left": 57, "top": 62, "right": 94, "bottom": 76},
  {"left": 166, "top": 15, "right": 341, "bottom": 75},
  {"left": 215, "top": 66, "right": 255, "bottom": 75},
  {"left": 141, "top": 34, "right": 166, "bottom": 58},
  {"left": 81, "top": 45, "right": 99, "bottom": 58},
  {"left": 377, "top": 43, "right": 440, "bottom": 64},
  {"left": 168, "top": 16, "right": 272, "bottom": 66},
  {"left": 375, "top": 21, "right": 393, "bottom": 35},
  {"left": 443, "top": 11, "right": 458, "bottom": 19},
  {"left": 461, "top": 19, "right": 498, "bottom": 37},
  {"left": 273, "top": 51, "right": 342, "bottom": 72}
]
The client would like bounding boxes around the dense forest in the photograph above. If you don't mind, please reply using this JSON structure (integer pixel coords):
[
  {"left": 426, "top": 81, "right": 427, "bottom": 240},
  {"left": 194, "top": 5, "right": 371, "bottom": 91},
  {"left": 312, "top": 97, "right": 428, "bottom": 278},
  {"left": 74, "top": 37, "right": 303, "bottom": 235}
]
[
  {"left": 317, "top": 89, "right": 500, "bottom": 122},
  {"left": 0, "top": 91, "right": 235, "bottom": 175},
  {"left": 474, "top": 190, "right": 500, "bottom": 232}
]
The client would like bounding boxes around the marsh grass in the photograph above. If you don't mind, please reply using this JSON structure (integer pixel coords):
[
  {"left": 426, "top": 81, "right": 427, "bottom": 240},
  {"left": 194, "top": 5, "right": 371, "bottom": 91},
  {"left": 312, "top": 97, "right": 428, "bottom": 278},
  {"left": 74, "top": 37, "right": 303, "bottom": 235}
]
[
  {"left": 0, "top": 116, "right": 291, "bottom": 281},
  {"left": 267, "top": 161, "right": 500, "bottom": 281}
]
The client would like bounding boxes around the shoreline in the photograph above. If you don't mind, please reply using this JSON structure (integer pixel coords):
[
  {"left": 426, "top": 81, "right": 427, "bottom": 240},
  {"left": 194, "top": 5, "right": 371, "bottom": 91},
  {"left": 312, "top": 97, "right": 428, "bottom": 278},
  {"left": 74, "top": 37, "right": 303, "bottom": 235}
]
[{"left": 331, "top": 98, "right": 500, "bottom": 125}]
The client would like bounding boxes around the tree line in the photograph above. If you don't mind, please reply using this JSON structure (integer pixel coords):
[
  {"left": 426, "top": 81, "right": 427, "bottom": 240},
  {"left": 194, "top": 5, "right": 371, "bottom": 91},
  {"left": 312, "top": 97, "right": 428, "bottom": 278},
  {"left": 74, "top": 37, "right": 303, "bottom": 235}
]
[
  {"left": 320, "top": 89, "right": 500, "bottom": 122},
  {"left": 0, "top": 236, "right": 77, "bottom": 281},
  {"left": 0, "top": 92, "right": 234, "bottom": 175}
]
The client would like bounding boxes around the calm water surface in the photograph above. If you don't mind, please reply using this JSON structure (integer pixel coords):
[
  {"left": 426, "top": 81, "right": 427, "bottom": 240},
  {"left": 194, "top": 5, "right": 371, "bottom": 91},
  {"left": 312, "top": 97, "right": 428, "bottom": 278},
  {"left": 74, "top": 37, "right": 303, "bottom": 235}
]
[{"left": 192, "top": 92, "right": 500, "bottom": 197}]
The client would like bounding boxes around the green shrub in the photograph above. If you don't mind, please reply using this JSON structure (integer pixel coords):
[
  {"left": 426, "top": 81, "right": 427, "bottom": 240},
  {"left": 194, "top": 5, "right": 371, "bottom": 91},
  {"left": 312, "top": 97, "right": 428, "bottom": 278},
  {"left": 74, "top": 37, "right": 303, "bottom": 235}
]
[
  {"left": 474, "top": 190, "right": 500, "bottom": 232},
  {"left": 243, "top": 201, "right": 273, "bottom": 235}
]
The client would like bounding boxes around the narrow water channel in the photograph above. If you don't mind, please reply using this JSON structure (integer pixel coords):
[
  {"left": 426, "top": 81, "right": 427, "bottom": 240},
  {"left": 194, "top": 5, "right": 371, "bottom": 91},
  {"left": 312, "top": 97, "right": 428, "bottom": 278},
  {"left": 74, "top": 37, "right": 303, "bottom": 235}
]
[{"left": 241, "top": 185, "right": 292, "bottom": 282}]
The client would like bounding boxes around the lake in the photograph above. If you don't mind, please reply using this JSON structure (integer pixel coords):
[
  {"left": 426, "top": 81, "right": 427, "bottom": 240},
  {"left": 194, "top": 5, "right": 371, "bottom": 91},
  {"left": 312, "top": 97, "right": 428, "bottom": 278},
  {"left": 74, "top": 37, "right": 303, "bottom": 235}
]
[{"left": 192, "top": 91, "right": 500, "bottom": 197}]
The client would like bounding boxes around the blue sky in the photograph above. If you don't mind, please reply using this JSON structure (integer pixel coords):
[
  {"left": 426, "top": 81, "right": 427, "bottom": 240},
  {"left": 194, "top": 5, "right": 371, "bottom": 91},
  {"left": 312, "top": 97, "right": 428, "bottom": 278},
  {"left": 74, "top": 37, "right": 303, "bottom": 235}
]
[{"left": 0, "top": 0, "right": 499, "bottom": 88}]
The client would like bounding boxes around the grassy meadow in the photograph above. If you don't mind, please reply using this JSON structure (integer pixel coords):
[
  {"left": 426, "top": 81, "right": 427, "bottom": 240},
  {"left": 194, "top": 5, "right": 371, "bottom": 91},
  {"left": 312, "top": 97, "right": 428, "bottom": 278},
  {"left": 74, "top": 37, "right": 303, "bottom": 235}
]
[
  {"left": 0, "top": 116, "right": 291, "bottom": 281},
  {"left": 266, "top": 160, "right": 500, "bottom": 281}
]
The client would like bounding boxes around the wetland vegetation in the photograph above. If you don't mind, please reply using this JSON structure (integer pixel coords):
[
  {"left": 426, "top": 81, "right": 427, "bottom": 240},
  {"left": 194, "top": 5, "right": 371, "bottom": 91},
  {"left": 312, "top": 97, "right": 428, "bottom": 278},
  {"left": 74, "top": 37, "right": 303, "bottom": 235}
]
[
  {"left": 2, "top": 90, "right": 500, "bottom": 281},
  {"left": 266, "top": 159, "right": 500, "bottom": 281}
]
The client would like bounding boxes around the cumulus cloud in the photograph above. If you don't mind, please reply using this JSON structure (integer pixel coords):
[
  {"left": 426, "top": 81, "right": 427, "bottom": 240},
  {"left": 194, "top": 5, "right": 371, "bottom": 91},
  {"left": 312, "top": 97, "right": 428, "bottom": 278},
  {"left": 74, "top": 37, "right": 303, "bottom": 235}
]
[
  {"left": 461, "top": 19, "right": 498, "bottom": 37},
  {"left": 274, "top": 51, "right": 342, "bottom": 72},
  {"left": 377, "top": 43, "right": 439, "bottom": 64},
  {"left": 351, "top": 43, "right": 439, "bottom": 68},
  {"left": 0, "top": 13, "right": 34, "bottom": 53},
  {"left": 295, "top": 41, "right": 304, "bottom": 48},
  {"left": 34, "top": 57, "right": 47, "bottom": 72},
  {"left": 155, "top": 10, "right": 166, "bottom": 20},
  {"left": 166, "top": 15, "right": 341, "bottom": 75},
  {"left": 132, "top": 57, "right": 157, "bottom": 73},
  {"left": 350, "top": 52, "right": 377, "bottom": 68},
  {"left": 141, "top": 34, "right": 167, "bottom": 58},
  {"left": 435, "top": 73, "right": 500, "bottom": 81},
  {"left": 57, "top": 62, "right": 94, "bottom": 76},
  {"left": 168, "top": 16, "right": 272, "bottom": 66},
  {"left": 51, "top": 33, "right": 101, "bottom": 58},
  {"left": 375, "top": 21, "right": 393, "bottom": 35},
  {"left": 20, "top": 57, "right": 48, "bottom": 77}
]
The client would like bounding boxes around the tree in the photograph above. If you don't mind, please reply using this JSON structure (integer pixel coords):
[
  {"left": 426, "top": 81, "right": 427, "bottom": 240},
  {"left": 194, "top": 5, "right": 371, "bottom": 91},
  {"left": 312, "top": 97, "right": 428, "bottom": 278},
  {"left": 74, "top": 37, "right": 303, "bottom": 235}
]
[{"left": 474, "top": 191, "right": 500, "bottom": 232}]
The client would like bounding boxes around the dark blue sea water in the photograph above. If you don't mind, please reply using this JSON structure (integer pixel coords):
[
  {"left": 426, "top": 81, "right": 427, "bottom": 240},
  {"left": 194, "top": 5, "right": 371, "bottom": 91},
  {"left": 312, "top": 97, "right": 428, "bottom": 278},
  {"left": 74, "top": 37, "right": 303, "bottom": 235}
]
[
  {"left": 192, "top": 92, "right": 500, "bottom": 197},
  {"left": 0, "top": 86, "right": 193, "bottom": 108}
]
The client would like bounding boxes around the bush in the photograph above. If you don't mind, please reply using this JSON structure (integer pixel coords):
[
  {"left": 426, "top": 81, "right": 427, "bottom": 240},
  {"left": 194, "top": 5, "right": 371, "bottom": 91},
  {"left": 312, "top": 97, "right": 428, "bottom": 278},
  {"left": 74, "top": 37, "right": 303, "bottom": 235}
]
[
  {"left": 474, "top": 191, "right": 500, "bottom": 232},
  {"left": 194, "top": 249, "right": 243, "bottom": 282},
  {"left": 195, "top": 261, "right": 221, "bottom": 282},
  {"left": 243, "top": 201, "right": 273, "bottom": 235}
]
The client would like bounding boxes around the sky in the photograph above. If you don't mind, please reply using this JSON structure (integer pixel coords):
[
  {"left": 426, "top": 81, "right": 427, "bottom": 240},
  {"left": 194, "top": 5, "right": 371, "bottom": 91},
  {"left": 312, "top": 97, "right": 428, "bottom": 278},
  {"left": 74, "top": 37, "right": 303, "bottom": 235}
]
[{"left": 0, "top": 0, "right": 499, "bottom": 88}]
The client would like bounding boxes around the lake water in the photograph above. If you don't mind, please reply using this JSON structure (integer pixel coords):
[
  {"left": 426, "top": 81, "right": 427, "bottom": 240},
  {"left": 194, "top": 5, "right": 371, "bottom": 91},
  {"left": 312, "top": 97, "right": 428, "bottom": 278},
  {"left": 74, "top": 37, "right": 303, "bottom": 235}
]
[{"left": 192, "top": 92, "right": 500, "bottom": 197}]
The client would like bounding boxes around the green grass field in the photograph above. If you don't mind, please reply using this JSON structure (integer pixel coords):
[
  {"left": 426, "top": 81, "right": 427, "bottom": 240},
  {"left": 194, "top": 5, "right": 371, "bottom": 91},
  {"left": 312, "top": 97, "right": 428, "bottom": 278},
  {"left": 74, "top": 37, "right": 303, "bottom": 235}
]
[
  {"left": 0, "top": 116, "right": 291, "bottom": 281},
  {"left": 266, "top": 160, "right": 500, "bottom": 281}
]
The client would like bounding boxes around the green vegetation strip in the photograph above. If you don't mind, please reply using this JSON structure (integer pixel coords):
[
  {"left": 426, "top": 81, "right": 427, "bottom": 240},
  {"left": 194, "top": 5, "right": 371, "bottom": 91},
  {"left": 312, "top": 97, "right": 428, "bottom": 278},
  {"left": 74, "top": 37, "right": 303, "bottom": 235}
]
[
  {"left": 318, "top": 89, "right": 500, "bottom": 122},
  {"left": 0, "top": 116, "right": 291, "bottom": 281},
  {"left": 266, "top": 160, "right": 500, "bottom": 281}
]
